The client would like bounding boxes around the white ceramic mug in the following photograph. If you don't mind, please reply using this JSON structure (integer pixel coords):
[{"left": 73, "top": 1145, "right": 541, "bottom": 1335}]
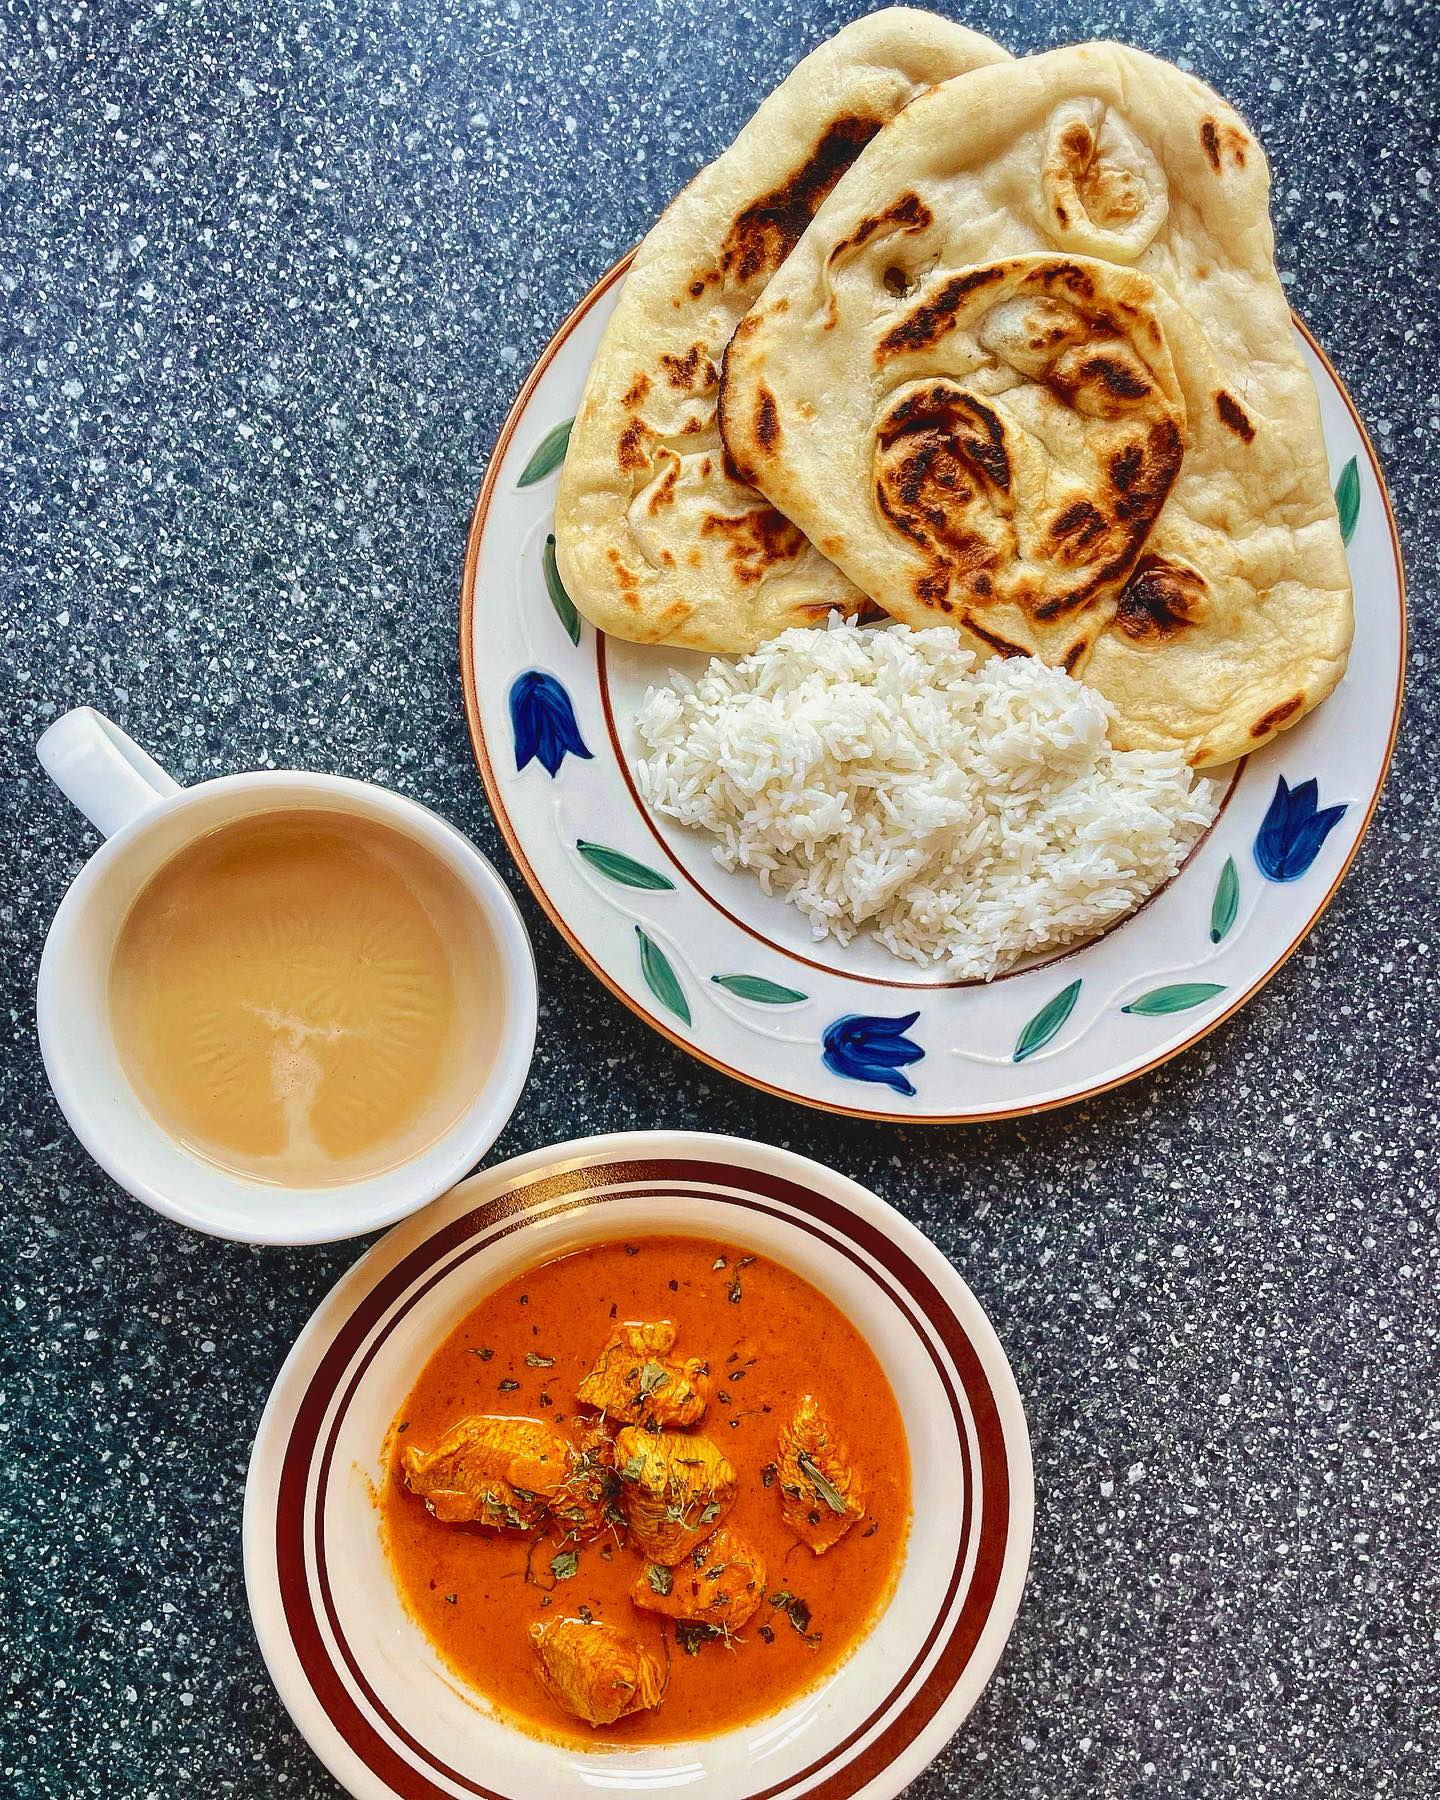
[{"left": 36, "top": 707, "right": 538, "bottom": 1245}]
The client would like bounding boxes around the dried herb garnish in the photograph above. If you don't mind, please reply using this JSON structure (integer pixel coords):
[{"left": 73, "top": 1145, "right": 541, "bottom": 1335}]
[
  {"left": 761, "top": 1462, "right": 778, "bottom": 1489},
  {"left": 395, "top": 1421, "right": 409, "bottom": 1434},
  {"left": 736, "top": 1256, "right": 756, "bottom": 1271},
  {"left": 717, "top": 1391, "right": 732, "bottom": 1407},
  {"left": 727, "top": 1275, "right": 743, "bottom": 1304},
  {"left": 624, "top": 1244, "right": 639, "bottom": 1257},
  {"left": 498, "top": 1378, "right": 520, "bottom": 1393},
  {"left": 668, "top": 1279, "right": 679, "bottom": 1292},
  {"left": 578, "top": 1605, "right": 594, "bottom": 1624},
  {"left": 675, "top": 1621, "right": 718, "bottom": 1656},
  {"left": 712, "top": 1256, "right": 728, "bottom": 1271},
  {"left": 646, "top": 1563, "right": 673, "bottom": 1597},
  {"left": 758, "top": 1623, "right": 774, "bottom": 1644},
  {"left": 862, "top": 1521, "right": 878, "bottom": 1538},
  {"left": 469, "top": 1347, "right": 494, "bottom": 1361},
  {"left": 539, "top": 1392, "right": 554, "bottom": 1407},
  {"left": 698, "top": 1501, "right": 722, "bottom": 1526},
  {"left": 525, "top": 1352, "right": 555, "bottom": 1368},
  {"left": 797, "top": 1452, "right": 848, "bottom": 1515},
  {"left": 550, "top": 1550, "right": 579, "bottom": 1581},
  {"left": 620, "top": 1452, "right": 646, "bottom": 1483},
  {"left": 444, "top": 1593, "right": 457, "bottom": 1605},
  {"left": 767, "top": 1589, "right": 820, "bottom": 1643},
  {"left": 519, "top": 1294, "right": 528, "bottom": 1306},
  {"left": 638, "top": 1360, "right": 671, "bottom": 1398},
  {"left": 728, "top": 1370, "right": 746, "bottom": 1383}
]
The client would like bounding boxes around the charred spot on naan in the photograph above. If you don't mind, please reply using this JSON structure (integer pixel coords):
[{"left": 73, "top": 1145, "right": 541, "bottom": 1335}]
[
  {"left": 1250, "top": 694, "right": 1304, "bottom": 738},
  {"left": 617, "top": 418, "right": 655, "bottom": 474},
  {"left": 875, "top": 265, "right": 1008, "bottom": 361},
  {"left": 660, "top": 344, "right": 719, "bottom": 393},
  {"left": 826, "top": 191, "right": 933, "bottom": 268},
  {"left": 622, "top": 373, "right": 651, "bottom": 408},
  {"left": 1214, "top": 390, "right": 1256, "bottom": 441},
  {"left": 878, "top": 384, "right": 1012, "bottom": 491},
  {"left": 687, "top": 114, "right": 882, "bottom": 297},
  {"left": 699, "top": 505, "right": 807, "bottom": 584},
  {"left": 646, "top": 460, "right": 681, "bottom": 515},
  {"left": 1112, "top": 555, "right": 1208, "bottom": 644},
  {"left": 604, "top": 546, "right": 642, "bottom": 602},
  {"left": 1070, "top": 353, "right": 1150, "bottom": 401},
  {"left": 1048, "top": 498, "right": 1110, "bottom": 552},
  {"left": 962, "top": 615, "right": 1029, "bottom": 658},
  {"left": 752, "top": 386, "right": 781, "bottom": 457},
  {"left": 720, "top": 443, "right": 753, "bottom": 488},
  {"left": 1199, "top": 117, "right": 1250, "bottom": 173}
]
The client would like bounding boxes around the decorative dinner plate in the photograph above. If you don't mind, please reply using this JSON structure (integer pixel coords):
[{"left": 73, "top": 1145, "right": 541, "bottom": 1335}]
[
  {"left": 244, "top": 1131, "right": 1033, "bottom": 1800},
  {"left": 460, "top": 256, "right": 1405, "bottom": 1123}
]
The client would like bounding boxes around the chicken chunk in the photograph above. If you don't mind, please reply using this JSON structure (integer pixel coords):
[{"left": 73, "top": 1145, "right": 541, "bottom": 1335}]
[
  {"left": 400, "top": 1414, "right": 569, "bottom": 1529},
  {"left": 550, "top": 1417, "right": 621, "bottom": 1544},
  {"left": 775, "top": 1393, "right": 865, "bottom": 1553},
  {"left": 576, "top": 1319, "right": 710, "bottom": 1428},
  {"left": 631, "top": 1524, "right": 766, "bottom": 1632},
  {"left": 530, "top": 1616, "right": 665, "bottom": 1727},
  {"left": 614, "top": 1426, "right": 738, "bottom": 1565}
]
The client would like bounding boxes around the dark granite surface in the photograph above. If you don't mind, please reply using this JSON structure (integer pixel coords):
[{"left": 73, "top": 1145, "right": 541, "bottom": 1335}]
[{"left": 2, "top": 0, "right": 1436, "bottom": 1794}]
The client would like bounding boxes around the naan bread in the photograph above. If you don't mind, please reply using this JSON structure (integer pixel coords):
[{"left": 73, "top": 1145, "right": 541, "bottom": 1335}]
[
  {"left": 720, "top": 43, "right": 1354, "bottom": 765},
  {"left": 553, "top": 8, "right": 1010, "bottom": 655}
]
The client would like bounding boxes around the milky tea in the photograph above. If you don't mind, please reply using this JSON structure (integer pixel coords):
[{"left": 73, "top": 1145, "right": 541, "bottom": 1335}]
[{"left": 108, "top": 809, "right": 498, "bottom": 1186}]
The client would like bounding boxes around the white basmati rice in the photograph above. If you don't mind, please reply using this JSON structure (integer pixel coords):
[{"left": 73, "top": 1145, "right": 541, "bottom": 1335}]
[{"left": 633, "top": 614, "right": 1220, "bottom": 982}]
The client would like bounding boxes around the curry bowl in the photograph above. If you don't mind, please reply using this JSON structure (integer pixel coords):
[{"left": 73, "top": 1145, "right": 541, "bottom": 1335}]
[{"left": 243, "top": 1131, "right": 1032, "bottom": 1799}]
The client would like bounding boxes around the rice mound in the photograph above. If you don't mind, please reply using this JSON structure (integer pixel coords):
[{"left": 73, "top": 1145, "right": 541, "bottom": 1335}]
[{"left": 633, "top": 615, "right": 1220, "bottom": 982}]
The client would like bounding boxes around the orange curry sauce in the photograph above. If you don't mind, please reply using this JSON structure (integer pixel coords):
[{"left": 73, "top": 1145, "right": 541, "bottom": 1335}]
[{"left": 381, "top": 1234, "right": 911, "bottom": 1746}]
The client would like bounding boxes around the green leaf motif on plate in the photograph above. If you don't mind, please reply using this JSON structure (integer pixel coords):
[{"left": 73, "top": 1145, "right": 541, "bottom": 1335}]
[
  {"left": 636, "top": 926, "right": 690, "bottom": 1025},
  {"left": 517, "top": 419, "right": 574, "bottom": 487},
  {"left": 543, "top": 533, "right": 581, "bottom": 644},
  {"left": 576, "top": 840, "right": 675, "bottom": 889},
  {"left": 1012, "top": 978, "right": 1081, "bottom": 1063},
  {"left": 1122, "top": 982, "right": 1226, "bottom": 1016},
  {"left": 1334, "top": 456, "right": 1360, "bottom": 546},
  {"left": 1209, "top": 856, "right": 1239, "bottom": 944},
  {"left": 711, "top": 974, "right": 808, "bottom": 1005}
]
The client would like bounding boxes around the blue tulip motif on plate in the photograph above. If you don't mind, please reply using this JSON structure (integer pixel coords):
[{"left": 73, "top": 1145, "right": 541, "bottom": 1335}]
[
  {"left": 509, "top": 670, "right": 593, "bottom": 778},
  {"left": 822, "top": 1012, "right": 924, "bottom": 1096},
  {"left": 1253, "top": 776, "right": 1347, "bottom": 882}
]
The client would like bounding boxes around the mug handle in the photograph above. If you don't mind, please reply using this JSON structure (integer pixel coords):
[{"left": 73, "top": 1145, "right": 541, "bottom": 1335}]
[{"left": 37, "top": 707, "right": 182, "bottom": 839}]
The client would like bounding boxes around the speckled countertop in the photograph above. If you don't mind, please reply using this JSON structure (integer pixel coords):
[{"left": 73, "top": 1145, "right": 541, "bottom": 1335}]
[{"left": 2, "top": 0, "right": 1436, "bottom": 1794}]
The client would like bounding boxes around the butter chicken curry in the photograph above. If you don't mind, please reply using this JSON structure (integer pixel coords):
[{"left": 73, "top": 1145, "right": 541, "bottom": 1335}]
[{"left": 382, "top": 1234, "right": 910, "bottom": 1745}]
